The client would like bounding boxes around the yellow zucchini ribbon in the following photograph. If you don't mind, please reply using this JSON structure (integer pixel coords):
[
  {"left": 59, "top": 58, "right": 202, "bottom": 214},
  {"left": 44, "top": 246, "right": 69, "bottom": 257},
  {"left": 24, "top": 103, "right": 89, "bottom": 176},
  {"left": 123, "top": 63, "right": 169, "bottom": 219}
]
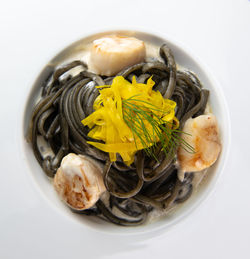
[{"left": 81, "top": 76, "right": 179, "bottom": 165}]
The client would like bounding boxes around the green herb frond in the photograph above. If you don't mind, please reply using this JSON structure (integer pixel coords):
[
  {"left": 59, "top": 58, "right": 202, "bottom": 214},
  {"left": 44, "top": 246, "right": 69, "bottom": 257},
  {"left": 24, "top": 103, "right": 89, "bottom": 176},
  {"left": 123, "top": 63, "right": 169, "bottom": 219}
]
[{"left": 122, "top": 96, "right": 195, "bottom": 159}]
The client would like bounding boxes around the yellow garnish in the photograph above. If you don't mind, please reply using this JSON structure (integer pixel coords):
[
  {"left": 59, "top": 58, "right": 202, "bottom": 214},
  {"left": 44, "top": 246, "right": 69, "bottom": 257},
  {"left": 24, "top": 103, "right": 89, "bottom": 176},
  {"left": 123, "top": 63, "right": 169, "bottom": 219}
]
[{"left": 81, "top": 76, "right": 179, "bottom": 165}]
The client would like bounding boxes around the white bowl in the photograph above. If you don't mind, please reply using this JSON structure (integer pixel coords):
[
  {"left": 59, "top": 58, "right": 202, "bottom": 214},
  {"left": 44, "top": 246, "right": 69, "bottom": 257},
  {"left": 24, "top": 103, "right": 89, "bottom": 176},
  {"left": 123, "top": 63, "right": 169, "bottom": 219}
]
[{"left": 21, "top": 30, "right": 230, "bottom": 235}]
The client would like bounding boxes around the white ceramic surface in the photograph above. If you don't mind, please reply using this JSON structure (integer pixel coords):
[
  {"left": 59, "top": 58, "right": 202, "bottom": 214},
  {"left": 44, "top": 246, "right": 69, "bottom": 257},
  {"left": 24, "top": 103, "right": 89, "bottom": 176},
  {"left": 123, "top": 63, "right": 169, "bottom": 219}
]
[{"left": 1, "top": 0, "right": 250, "bottom": 258}]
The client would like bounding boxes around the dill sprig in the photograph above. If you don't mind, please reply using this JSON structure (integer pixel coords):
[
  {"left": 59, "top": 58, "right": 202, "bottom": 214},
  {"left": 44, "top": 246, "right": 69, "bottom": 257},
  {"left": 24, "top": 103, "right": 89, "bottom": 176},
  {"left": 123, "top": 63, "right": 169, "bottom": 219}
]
[{"left": 122, "top": 96, "right": 195, "bottom": 159}]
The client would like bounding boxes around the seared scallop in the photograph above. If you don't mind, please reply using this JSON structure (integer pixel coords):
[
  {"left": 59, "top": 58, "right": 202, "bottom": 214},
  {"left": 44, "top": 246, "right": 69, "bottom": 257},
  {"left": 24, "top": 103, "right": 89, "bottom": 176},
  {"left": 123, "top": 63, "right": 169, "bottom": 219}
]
[
  {"left": 54, "top": 153, "right": 106, "bottom": 210},
  {"left": 178, "top": 114, "right": 221, "bottom": 172},
  {"left": 89, "top": 35, "right": 146, "bottom": 76}
]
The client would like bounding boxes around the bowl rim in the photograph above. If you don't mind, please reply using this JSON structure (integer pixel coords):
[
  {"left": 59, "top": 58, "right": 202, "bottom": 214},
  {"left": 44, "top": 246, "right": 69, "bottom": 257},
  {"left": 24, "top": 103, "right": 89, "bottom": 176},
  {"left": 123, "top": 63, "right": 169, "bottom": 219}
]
[{"left": 19, "top": 29, "right": 231, "bottom": 236}]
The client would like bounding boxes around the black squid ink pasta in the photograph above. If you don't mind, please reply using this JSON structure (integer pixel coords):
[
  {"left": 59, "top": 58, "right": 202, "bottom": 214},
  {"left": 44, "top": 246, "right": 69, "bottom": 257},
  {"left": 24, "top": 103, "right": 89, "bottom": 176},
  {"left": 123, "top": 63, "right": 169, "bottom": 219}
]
[{"left": 27, "top": 37, "right": 218, "bottom": 226}]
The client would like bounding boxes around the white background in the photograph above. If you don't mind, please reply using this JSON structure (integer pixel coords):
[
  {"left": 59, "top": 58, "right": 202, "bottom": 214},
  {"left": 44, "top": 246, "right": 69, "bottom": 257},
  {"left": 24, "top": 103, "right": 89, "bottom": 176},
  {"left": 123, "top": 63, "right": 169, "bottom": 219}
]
[{"left": 1, "top": 0, "right": 250, "bottom": 258}]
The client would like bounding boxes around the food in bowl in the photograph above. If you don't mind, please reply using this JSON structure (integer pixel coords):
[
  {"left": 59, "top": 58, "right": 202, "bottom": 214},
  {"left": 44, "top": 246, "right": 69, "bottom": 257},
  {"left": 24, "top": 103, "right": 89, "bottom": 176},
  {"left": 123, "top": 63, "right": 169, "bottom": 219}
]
[{"left": 27, "top": 34, "right": 221, "bottom": 226}]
